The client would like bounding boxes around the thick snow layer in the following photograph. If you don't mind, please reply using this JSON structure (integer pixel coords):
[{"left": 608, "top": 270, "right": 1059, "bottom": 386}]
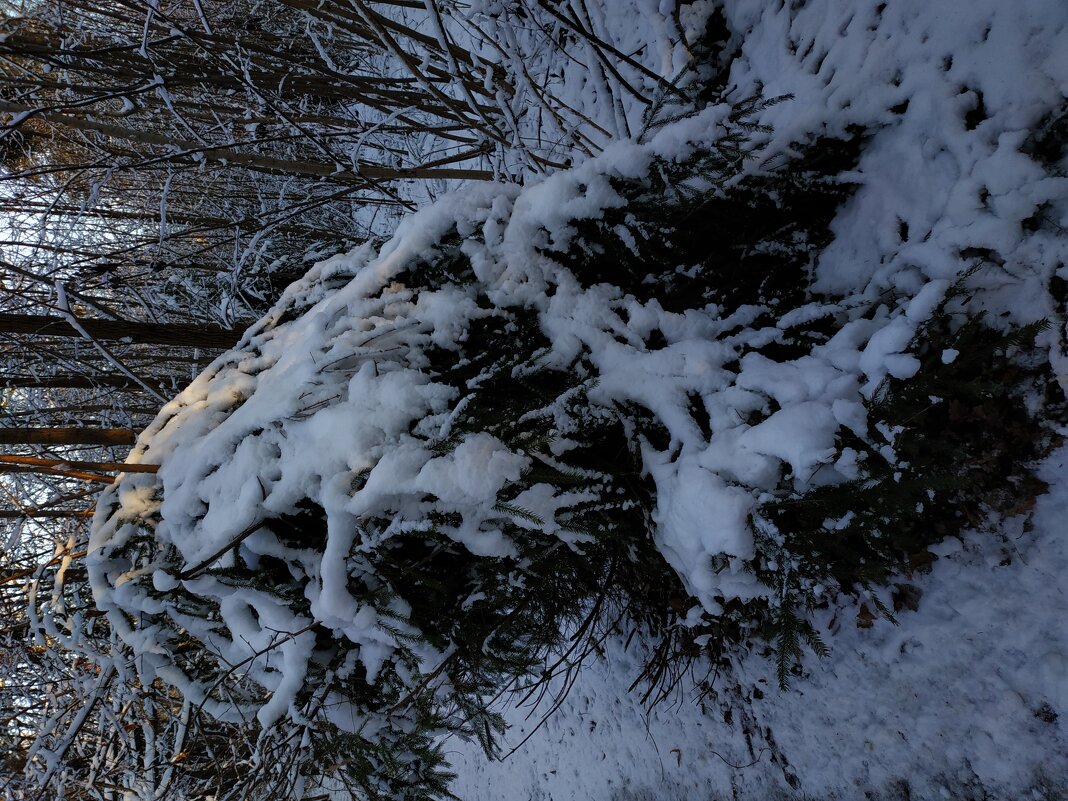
[
  {"left": 87, "top": 0, "right": 1068, "bottom": 795},
  {"left": 726, "top": 0, "right": 1068, "bottom": 324}
]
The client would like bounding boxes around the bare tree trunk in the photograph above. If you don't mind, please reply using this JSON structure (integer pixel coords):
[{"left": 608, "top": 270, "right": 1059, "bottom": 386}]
[
  {"left": 0, "top": 428, "right": 136, "bottom": 446},
  {"left": 0, "top": 312, "right": 246, "bottom": 349},
  {"left": 0, "top": 509, "right": 94, "bottom": 519},
  {"left": 1, "top": 375, "right": 165, "bottom": 392},
  {"left": 0, "top": 454, "right": 158, "bottom": 473}
]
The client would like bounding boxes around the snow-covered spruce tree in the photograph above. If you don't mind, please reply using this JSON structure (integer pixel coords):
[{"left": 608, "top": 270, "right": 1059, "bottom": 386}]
[{"left": 87, "top": 98, "right": 1057, "bottom": 799}]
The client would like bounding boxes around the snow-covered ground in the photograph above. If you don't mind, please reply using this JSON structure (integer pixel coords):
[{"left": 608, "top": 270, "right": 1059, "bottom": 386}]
[
  {"left": 449, "top": 442, "right": 1068, "bottom": 801},
  {"left": 86, "top": 0, "right": 1067, "bottom": 798}
]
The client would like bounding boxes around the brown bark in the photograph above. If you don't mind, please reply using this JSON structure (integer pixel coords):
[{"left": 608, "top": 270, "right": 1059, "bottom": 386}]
[
  {"left": 0, "top": 312, "right": 245, "bottom": 349},
  {"left": 1, "top": 374, "right": 164, "bottom": 391},
  {"left": 0, "top": 463, "right": 115, "bottom": 483},
  {"left": 0, "top": 454, "right": 158, "bottom": 473},
  {"left": 0, "top": 428, "right": 136, "bottom": 446},
  {"left": 0, "top": 509, "right": 94, "bottom": 519}
]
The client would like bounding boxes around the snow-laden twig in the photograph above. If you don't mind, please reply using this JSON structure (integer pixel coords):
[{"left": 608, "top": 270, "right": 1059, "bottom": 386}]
[{"left": 53, "top": 282, "right": 169, "bottom": 404}]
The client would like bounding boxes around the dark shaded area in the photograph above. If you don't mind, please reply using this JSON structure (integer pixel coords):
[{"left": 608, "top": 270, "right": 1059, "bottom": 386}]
[
  {"left": 1024, "top": 103, "right": 1068, "bottom": 168},
  {"left": 550, "top": 130, "right": 865, "bottom": 317},
  {"left": 759, "top": 310, "right": 1062, "bottom": 685}
]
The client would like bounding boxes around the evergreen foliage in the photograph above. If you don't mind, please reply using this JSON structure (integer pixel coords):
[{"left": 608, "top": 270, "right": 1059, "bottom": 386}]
[
  {"left": 756, "top": 303, "right": 1057, "bottom": 688},
  {"left": 88, "top": 95, "right": 1061, "bottom": 800}
]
